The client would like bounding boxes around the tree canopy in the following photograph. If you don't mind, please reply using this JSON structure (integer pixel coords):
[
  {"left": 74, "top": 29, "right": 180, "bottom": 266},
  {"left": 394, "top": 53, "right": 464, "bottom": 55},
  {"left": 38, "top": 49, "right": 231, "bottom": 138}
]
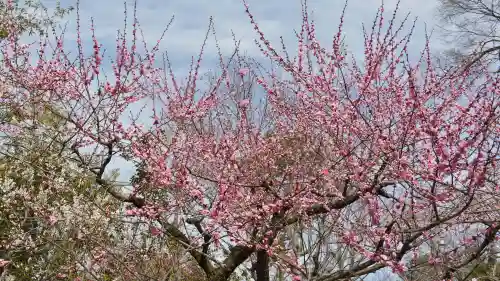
[{"left": 0, "top": 0, "right": 498, "bottom": 280}]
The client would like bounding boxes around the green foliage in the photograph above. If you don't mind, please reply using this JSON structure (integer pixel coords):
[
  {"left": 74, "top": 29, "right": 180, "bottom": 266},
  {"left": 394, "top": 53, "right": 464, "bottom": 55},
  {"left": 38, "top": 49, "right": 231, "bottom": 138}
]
[
  {"left": 0, "top": 0, "right": 73, "bottom": 37},
  {"left": 0, "top": 28, "right": 7, "bottom": 38}
]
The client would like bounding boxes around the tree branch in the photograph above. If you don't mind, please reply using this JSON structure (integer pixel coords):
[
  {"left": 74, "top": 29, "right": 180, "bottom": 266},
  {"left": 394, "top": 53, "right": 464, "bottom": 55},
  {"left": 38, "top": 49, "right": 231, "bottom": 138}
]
[{"left": 186, "top": 217, "right": 213, "bottom": 271}]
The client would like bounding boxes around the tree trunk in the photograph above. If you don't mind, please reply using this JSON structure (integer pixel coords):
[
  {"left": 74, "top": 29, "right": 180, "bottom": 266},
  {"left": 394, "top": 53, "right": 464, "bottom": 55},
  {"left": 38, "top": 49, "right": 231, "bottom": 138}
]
[{"left": 255, "top": 249, "right": 270, "bottom": 281}]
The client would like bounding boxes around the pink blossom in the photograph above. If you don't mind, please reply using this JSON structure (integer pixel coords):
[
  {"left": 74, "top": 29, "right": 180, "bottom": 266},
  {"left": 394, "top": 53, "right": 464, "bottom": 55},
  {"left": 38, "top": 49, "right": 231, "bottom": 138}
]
[
  {"left": 125, "top": 209, "right": 136, "bottom": 216},
  {"left": 238, "top": 68, "right": 249, "bottom": 76},
  {"left": 47, "top": 215, "right": 58, "bottom": 226},
  {"left": 238, "top": 99, "right": 250, "bottom": 108},
  {"left": 150, "top": 226, "right": 162, "bottom": 236},
  {"left": 0, "top": 0, "right": 497, "bottom": 279},
  {"left": 0, "top": 259, "right": 10, "bottom": 267},
  {"left": 213, "top": 232, "right": 221, "bottom": 247},
  {"left": 210, "top": 208, "right": 219, "bottom": 218}
]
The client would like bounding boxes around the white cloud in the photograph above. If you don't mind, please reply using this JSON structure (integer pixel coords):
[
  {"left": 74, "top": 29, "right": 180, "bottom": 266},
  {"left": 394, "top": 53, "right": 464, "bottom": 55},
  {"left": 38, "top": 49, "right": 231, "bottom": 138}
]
[{"left": 47, "top": 0, "right": 442, "bottom": 65}]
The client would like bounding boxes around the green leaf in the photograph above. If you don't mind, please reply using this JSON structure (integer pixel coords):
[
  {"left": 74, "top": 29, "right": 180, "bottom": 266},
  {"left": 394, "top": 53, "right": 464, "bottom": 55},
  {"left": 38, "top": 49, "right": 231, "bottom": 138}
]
[{"left": 0, "top": 29, "right": 8, "bottom": 39}]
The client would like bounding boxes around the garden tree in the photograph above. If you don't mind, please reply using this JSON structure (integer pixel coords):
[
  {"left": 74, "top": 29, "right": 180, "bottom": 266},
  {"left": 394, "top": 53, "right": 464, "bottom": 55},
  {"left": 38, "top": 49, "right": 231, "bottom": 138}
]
[
  {"left": 199, "top": 62, "right": 363, "bottom": 280},
  {"left": 0, "top": 0, "right": 73, "bottom": 39},
  {"left": 0, "top": 1, "right": 90, "bottom": 280},
  {"left": 0, "top": 0, "right": 499, "bottom": 281},
  {"left": 0, "top": 6, "right": 251, "bottom": 281},
  {"left": 0, "top": 99, "right": 128, "bottom": 280},
  {"left": 435, "top": 0, "right": 500, "bottom": 72},
  {"left": 0, "top": 77, "right": 218, "bottom": 281},
  {"left": 0, "top": 3, "right": 211, "bottom": 281},
  {"left": 0, "top": 0, "right": 72, "bottom": 122}
]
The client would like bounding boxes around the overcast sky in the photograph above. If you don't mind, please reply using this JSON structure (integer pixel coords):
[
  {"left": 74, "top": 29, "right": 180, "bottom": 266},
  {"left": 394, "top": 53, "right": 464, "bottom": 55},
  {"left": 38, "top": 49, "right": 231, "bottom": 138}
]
[{"left": 39, "top": 0, "right": 445, "bottom": 72}]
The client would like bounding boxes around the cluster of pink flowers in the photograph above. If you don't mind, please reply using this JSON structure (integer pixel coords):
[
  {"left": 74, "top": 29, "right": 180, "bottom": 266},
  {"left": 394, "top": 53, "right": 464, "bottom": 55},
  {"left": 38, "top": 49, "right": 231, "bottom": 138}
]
[{"left": 0, "top": 0, "right": 497, "bottom": 280}]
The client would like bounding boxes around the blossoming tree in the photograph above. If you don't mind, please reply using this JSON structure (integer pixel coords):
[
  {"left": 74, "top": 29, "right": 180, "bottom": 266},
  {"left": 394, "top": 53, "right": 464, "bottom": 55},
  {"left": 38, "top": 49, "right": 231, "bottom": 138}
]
[{"left": 1, "top": 0, "right": 499, "bottom": 280}]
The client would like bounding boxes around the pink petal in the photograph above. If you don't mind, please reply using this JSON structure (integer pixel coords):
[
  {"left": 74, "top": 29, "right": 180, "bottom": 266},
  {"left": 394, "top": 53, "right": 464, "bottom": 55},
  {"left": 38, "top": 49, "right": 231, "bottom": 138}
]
[
  {"left": 238, "top": 68, "right": 249, "bottom": 76},
  {"left": 238, "top": 99, "right": 250, "bottom": 108},
  {"left": 150, "top": 226, "right": 162, "bottom": 236},
  {"left": 48, "top": 215, "right": 58, "bottom": 226},
  {"left": 0, "top": 259, "right": 10, "bottom": 267}
]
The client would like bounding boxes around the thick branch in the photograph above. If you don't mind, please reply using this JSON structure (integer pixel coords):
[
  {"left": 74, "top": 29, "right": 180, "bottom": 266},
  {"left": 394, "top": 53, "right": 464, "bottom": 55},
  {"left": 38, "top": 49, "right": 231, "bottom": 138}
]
[
  {"left": 285, "top": 181, "right": 397, "bottom": 226},
  {"left": 313, "top": 182, "right": 475, "bottom": 281},
  {"left": 95, "top": 178, "right": 145, "bottom": 207},
  {"left": 158, "top": 220, "right": 215, "bottom": 274},
  {"left": 77, "top": 144, "right": 218, "bottom": 275},
  {"left": 459, "top": 45, "right": 500, "bottom": 73},
  {"left": 445, "top": 225, "right": 500, "bottom": 279},
  {"left": 186, "top": 217, "right": 213, "bottom": 271},
  {"left": 255, "top": 250, "right": 270, "bottom": 281},
  {"left": 210, "top": 245, "right": 255, "bottom": 281}
]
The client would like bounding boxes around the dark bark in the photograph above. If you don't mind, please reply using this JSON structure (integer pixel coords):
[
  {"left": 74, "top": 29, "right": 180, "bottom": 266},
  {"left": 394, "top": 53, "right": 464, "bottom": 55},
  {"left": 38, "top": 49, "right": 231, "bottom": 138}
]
[
  {"left": 208, "top": 245, "right": 255, "bottom": 281},
  {"left": 256, "top": 249, "right": 270, "bottom": 281}
]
